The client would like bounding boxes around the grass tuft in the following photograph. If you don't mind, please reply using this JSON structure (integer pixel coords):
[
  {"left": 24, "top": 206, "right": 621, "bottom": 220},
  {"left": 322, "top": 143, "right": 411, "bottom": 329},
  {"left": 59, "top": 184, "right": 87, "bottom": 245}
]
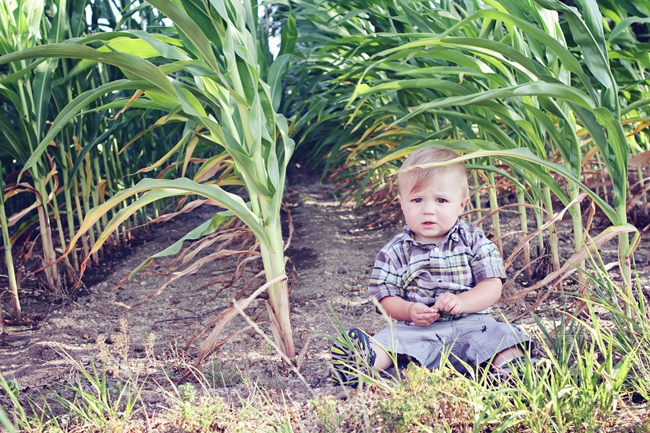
[{"left": 377, "top": 364, "right": 481, "bottom": 432}]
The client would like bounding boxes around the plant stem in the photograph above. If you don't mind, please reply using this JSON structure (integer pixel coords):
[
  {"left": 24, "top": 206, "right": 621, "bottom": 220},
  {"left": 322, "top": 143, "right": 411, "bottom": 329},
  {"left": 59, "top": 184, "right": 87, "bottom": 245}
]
[
  {"left": 48, "top": 175, "right": 73, "bottom": 279},
  {"left": 73, "top": 176, "right": 91, "bottom": 261},
  {"left": 34, "top": 177, "right": 60, "bottom": 291},
  {"left": 517, "top": 188, "right": 532, "bottom": 282},
  {"left": 567, "top": 180, "right": 585, "bottom": 287},
  {"left": 617, "top": 208, "right": 633, "bottom": 312},
  {"left": 250, "top": 188, "right": 295, "bottom": 360},
  {"left": 0, "top": 173, "right": 21, "bottom": 322},
  {"left": 78, "top": 160, "right": 99, "bottom": 265},
  {"left": 638, "top": 167, "right": 648, "bottom": 217},
  {"left": 487, "top": 170, "right": 502, "bottom": 256},
  {"left": 543, "top": 186, "right": 560, "bottom": 272},
  {"left": 471, "top": 170, "right": 482, "bottom": 227}
]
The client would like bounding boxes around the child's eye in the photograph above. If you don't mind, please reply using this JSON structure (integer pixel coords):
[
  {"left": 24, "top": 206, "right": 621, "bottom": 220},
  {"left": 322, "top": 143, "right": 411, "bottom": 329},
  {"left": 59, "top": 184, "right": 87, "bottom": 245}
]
[
  {"left": 413, "top": 198, "right": 423, "bottom": 203},
  {"left": 436, "top": 198, "right": 447, "bottom": 203}
]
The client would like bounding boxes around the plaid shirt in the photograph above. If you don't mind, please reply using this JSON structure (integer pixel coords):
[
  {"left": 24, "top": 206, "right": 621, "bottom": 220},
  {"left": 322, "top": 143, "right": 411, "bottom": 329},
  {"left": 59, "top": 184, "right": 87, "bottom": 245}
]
[{"left": 368, "top": 220, "right": 506, "bottom": 322}]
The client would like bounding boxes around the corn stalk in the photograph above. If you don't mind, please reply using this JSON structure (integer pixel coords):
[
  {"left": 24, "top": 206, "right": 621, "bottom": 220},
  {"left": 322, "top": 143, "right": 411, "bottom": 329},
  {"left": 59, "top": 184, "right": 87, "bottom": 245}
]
[
  {"left": 0, "top": 163, "right": 21, "bottom": 322},
  {"left": 0, "top": 0, "right": 298, "bottom": 359}
]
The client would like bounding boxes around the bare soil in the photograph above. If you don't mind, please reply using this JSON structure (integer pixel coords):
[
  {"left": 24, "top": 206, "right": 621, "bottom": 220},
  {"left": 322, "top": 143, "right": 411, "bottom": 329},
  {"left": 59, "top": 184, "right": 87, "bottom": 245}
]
[{"left": 1, "top": 165, "right": 649, "bottom": 429}]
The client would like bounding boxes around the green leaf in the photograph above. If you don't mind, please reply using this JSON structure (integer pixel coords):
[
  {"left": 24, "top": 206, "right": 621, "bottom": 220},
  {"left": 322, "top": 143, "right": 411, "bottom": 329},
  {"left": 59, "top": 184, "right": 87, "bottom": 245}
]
[
  {"left": 249, "top": 92, "right": 263, "bottom": 156},
  {"left": 0, "top": 43, "right": 176, "bottom": 95},
  {"left": 279, "top": 11, "right": 297, "bottom": 56},
  {"left": 358, "top": 78, "right": 471, "bottom": 97},
  {"left": 68, "top": 178, "right": 270, "bottom": 261},
  {"left": 18, "top": 79, "right": 157, "bottom": 178},
  {"left": 129, "top": 30, "right": 192, "bottom": 60},
  {"left": 417, "top": 146, "right": 619, "bottom": 224},
  {"left": 32, "top": 59, "right": 57, "bottom": 138},
  {"left": 0, "top": 114, "right": 31, "bottom": 164},
  {"left": 401, "top": 82, "right": 596, "bottom": 126},
  {"left": 147, "top": 0, "right": 219, "bottom": 71},
  {"left": 535, "top": 0, "right": 617, "bottom": 113},
  {"left": 173, "top": 81, "right": 207, "bottom": 117},
  {"left": 49, "top": 0, "right": 69, "bottom": 44},
  {"left": 268, "top": 53, "right": 291, "bottom": 111},
  {"left": 608, "top": 17, "right": 650, "bottom": 42},
  {"left": 98, "top": 37, "right": 163, "bottom": 58}
]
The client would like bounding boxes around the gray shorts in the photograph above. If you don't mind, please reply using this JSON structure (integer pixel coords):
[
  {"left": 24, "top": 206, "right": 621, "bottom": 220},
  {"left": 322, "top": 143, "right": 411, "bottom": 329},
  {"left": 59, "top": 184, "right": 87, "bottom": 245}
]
[{"left": 372, "top": 314, "right": 532, "bottom": 373}]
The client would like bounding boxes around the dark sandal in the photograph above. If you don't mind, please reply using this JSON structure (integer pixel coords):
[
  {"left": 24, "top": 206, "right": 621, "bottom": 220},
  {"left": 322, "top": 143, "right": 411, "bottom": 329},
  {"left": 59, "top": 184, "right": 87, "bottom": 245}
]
[{"left": 330, "top": 328, "right": 377, "bottom": 386}]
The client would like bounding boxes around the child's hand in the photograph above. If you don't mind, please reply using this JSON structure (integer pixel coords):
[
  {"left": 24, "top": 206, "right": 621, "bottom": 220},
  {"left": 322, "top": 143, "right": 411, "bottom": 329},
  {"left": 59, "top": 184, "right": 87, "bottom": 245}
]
[
  {"left": 408, "top": 302, "right": 440, "bottom": 326},
  {"left": 433, "top": 293, "right": 466, "bottom": 315}
]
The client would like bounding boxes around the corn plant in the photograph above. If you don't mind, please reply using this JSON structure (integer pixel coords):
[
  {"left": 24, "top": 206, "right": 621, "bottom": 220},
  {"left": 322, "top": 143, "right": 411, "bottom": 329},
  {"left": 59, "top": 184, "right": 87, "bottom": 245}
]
[
  {"left": 0, "top": 0, "right": 298, "bottom": 359},
  {"left": 0, "top": 0, "right": 72, "bottom": 291},
  {"left": 0, "top": 0, "right": 181, "bottom": 311}
]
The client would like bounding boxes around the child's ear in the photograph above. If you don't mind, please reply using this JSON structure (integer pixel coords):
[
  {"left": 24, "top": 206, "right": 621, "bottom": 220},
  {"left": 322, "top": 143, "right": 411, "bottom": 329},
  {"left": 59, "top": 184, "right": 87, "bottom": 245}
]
[{"left": 461, "top": 197, "right": 470, "bottom": 209}]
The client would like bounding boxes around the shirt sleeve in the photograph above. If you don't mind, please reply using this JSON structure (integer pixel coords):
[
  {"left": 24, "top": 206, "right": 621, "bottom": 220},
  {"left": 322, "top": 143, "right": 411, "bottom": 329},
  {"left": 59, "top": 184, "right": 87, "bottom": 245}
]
[
  {"left": 368, "top": 249, "right": 405, "bottom": 301},
  {"left": 470, "top": 235, "right": 507, "bottom": 283}
]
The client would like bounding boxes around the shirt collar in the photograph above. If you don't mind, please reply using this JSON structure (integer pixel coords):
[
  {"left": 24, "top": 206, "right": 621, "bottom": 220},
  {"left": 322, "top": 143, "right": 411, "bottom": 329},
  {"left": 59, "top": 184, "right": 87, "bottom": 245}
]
[{"left": 403, "top": 220, "right": 461, "bottom": 247}]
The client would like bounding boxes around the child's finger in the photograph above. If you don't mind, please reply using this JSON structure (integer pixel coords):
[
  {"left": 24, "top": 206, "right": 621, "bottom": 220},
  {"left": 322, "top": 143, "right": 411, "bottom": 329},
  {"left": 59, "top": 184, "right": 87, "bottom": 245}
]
[
  {"left": 416, "top": 310, "right": 436, "bottom": 320},
  {"left": 435, "top": 298, "right": 450, "bottom": 312},
  {"left": 448, "top": 300, "right": 465, "bottom": 315}
]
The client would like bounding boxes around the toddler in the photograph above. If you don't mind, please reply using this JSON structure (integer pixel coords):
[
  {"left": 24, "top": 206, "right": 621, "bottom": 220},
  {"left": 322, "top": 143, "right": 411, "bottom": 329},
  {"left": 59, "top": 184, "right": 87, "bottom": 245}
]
[{"left": 331, "top": 147, "right": 533, "bottom": 385}]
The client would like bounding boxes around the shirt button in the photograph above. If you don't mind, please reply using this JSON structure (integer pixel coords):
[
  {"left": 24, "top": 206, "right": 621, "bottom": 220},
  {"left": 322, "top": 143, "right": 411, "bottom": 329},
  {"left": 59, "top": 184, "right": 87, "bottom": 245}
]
[{"left": 433, "top": 247, "right": 439, "bottom": 252}]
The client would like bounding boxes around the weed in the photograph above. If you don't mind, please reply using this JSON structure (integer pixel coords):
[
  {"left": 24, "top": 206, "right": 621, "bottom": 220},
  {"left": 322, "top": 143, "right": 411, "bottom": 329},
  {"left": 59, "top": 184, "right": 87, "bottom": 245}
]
[
  {"left": 95, "top": 333, "right": 111, "bottom": 364},
  {"left": 239, "top": 383, "right": 309, "bottom": 433},
  {"left": 159, "top": 362, "right": 239, "bottom": 432},
  {"left": 308, "top": 395, "right": 343, "bottom": 432},
  {"left": 267, "top": 392, "right": 306, "bottom": 433},
  {"left": 160, "top": 375, "right": 281, "bottom": 432},
  {"left": 46, "top": 349, "right": 144, "bottom": 432},
  {"left": 164, "top": 388, "right": 232, "bottom": 432},
  {"left": 112, "top": 317, "right": 131, "bottom": 365},
  {"left": 0, "top": 373, "right": 22, "bottom": 432},
  {"left": 178, "top": 382, "right": 198, "bottom": 403},
  {"left": 144, "top": 331, "right": 157, "bottom": 365},
  {"left": 1, "top": 243, "right": 647, "bottom": 432},
  {"left": 0, "top": 347, "right": 145, "bottom": 433},
  {"left": 204, "top": 360, "right": 242, "bottom": 387},
  {"left": 0, "top": 406, "right": 17, "bottom": 433},
  {"left": 486, "top": 255, "right": 641, "bottom": 432},
  {"left": 377, "top": 364, "right": 481, "bottom": 432}
]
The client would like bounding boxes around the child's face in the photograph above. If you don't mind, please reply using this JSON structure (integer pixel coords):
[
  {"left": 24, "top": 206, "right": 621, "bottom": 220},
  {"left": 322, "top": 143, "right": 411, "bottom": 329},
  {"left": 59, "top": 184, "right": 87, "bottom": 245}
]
[{"left": 398, "top": 174, "right": 469, "bottom": 244}]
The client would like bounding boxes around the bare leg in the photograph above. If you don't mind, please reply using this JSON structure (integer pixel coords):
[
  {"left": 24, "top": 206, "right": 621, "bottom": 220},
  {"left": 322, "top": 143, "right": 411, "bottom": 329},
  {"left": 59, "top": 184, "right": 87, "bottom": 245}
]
[
  {"left": 370, "top": 342, "right": 393, "bottom": 370},
  {"left": 492, "top": 345, "right": 525, "bottom": 367}
]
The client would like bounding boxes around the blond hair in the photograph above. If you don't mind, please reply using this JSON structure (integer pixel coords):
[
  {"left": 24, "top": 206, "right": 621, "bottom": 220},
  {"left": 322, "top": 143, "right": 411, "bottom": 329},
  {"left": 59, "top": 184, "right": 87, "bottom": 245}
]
[{"left": 398, "top": 147, "right": 469, "bottom": 198}]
